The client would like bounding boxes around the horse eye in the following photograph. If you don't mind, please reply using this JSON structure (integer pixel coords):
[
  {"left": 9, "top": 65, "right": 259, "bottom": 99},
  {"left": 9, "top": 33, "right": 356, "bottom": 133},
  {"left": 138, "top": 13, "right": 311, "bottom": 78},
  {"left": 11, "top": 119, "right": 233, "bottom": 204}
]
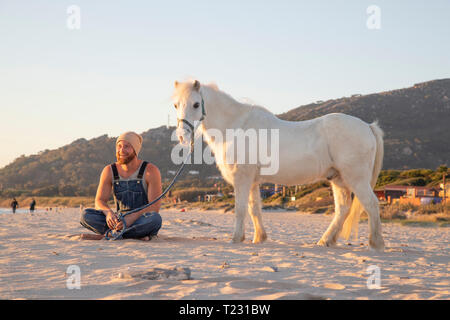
[
  {"left": 174, "top": 104, "right": 177, "bottom": 109},
  {"left": 193, "top": 102, "right": 200, "bottom": 109}
]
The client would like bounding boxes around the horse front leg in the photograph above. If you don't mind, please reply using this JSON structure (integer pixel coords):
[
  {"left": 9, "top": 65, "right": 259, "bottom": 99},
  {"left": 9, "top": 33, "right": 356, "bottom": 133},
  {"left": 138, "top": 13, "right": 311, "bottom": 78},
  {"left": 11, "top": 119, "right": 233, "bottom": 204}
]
[
  {"left": 231, "top": 181, "right": 251, "bottom": 243},
  {"left": 249, "top": 183, "right": 267, "bottom": 244}
]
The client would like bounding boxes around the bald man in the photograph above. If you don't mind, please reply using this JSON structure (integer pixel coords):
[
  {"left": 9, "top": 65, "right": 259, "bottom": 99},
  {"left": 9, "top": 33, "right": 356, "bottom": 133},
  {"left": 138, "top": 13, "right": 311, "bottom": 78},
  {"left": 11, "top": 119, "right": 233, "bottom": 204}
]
[{"left": 80, "top": 131, "right": 162, "bottom": 240}]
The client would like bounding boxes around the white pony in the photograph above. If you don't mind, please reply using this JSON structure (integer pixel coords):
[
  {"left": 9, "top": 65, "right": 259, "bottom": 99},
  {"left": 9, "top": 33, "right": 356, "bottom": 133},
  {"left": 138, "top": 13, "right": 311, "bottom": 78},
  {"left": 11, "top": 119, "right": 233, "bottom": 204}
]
[{"left": 172, "top": 80, "right": 385, "bottom": 250}]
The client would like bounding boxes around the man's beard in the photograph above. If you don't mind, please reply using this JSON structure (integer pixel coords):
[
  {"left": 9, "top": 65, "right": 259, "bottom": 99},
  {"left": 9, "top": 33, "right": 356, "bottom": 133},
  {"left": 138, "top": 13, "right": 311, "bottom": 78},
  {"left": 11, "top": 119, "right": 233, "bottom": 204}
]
[{"left": 117, "top": 152, "right": 136, "bottom": 165}]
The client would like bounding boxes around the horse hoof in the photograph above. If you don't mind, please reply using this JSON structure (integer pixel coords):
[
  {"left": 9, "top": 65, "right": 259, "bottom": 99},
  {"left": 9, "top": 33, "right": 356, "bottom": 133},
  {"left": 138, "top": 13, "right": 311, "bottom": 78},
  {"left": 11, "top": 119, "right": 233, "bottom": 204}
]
[
  {"left": 316, "top": 239, "right": 336, "bottom": 247},
  {"left": 230, "top": 236, "right": 245, "bottom": 243},
  {"left": 253, "top": 233, "right": 267, "bottom": 244},
  {"left": 369, "top": 237, "right": 385, "bottom": 251},
  {"left": 369, "top": 242, "right": 385, "bottom": 251}
]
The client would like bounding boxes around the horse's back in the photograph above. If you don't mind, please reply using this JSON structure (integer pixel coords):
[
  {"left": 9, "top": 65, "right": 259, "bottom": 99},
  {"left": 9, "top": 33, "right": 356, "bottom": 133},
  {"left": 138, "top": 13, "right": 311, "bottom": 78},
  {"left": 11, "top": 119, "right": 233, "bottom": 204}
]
[{"left": 320, "top": 112, "right": 376, "bottom": 144}]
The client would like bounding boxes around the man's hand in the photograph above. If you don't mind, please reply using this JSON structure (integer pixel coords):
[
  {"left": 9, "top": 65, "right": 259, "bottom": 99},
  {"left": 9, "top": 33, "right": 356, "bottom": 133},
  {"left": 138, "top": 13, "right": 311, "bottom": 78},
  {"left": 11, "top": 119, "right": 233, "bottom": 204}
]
[
  {"left": 114, "top": 214, "right": 135, "bottom": 232},
  {"left": 105, "top": 210, "right": 119, "bottom": 230}
]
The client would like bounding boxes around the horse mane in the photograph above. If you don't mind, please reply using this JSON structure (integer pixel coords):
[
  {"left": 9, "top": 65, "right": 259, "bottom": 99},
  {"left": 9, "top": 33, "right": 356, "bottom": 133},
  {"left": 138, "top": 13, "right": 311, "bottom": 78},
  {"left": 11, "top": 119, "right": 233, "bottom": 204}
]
[
  {"left": 173, "top": 80, "right": 275, "bottom": 118},
  {"left": 203, "top": 83, "right": 275, "bottom": 116}
]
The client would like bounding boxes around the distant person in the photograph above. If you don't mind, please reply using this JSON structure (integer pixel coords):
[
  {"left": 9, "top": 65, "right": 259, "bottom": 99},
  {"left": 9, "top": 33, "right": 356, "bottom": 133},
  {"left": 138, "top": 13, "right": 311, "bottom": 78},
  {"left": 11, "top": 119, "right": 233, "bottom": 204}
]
[
  {"left": 11, "top": 198, "right": 18, "bottom": 214},
  {"left": 30, "top": 198, "right": 36, "bottom": 213},
  {"left": 80, "top": 131, "right": 162, "bottom": 240}
]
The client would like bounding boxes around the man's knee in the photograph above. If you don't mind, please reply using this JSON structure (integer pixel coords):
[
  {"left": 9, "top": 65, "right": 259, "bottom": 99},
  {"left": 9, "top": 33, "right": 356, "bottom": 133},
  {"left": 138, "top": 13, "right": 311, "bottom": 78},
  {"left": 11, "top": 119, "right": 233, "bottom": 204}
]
[
  {"left": 80, "top": 208, "right": 107, "bottom": 234},
  {"left": 80, "top": 208, "right": 96, "bottom": 223},
  {"left": 143, "top": 212, "right": 162, "bottom": 235},
  {"left": 152, "top": 212, "right": 162, "bottom": 231},
  {"left": 154, "top": 212, "right": 162, "bottom": 228}
]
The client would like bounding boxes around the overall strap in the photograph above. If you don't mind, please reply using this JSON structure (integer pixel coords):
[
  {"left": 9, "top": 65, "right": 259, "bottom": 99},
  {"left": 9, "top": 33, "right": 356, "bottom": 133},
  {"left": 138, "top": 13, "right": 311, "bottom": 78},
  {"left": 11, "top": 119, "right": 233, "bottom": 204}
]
[
  {"left": 111, "top": 163, "right": 120, "bottom": 181},
  {"left": 137, "top": 161, "right": 148, "bottom": 180},
  {"left": 110, "top": 163, "right": 120, "bottom": 213}
]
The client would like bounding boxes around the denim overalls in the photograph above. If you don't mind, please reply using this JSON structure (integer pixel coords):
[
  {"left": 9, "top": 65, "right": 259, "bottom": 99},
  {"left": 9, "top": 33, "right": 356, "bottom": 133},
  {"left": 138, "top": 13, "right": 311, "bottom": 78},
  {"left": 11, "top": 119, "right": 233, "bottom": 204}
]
[{"left": 80, "top": 161, "right": 162, "bottom": 239}]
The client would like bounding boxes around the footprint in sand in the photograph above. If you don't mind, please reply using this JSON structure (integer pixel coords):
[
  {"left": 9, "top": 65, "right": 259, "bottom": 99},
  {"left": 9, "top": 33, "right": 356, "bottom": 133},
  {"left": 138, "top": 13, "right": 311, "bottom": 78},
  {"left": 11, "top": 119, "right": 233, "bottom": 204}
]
[
  {"left": 117, "top": 267, "right": 191, "bottom": 281},
  {"left": 169, "top": 219, "right": 215, "bottom": 227},
  {"left": 46, "top": 233, "right": 81, "bottom": 240},
  {"left": 323, "top": 283, "right": 346, "bottom": 290}
]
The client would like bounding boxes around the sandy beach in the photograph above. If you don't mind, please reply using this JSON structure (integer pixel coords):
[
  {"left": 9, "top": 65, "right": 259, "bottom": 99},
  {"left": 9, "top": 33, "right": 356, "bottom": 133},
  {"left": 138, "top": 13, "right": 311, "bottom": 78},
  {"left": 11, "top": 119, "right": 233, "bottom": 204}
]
[{"left": 0, "top": 208, "right": 448, "bottom": 300}]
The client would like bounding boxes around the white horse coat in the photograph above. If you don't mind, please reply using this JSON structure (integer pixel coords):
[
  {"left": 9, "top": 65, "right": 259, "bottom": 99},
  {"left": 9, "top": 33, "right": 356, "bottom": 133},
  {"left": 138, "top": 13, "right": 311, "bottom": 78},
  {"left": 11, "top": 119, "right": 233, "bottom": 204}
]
[{"left": 173, "top": 80, "right": 385, "bottom": 250}]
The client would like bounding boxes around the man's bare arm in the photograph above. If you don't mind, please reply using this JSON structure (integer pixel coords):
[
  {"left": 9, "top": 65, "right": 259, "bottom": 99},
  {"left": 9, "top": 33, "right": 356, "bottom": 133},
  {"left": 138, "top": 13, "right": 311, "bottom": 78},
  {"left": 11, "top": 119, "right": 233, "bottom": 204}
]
[
  {"left": 95, "top": 166, "right": 114, "bottom": 213},
  {"left": 146, "top": 163, "right": 162, "bottom": 213},
  {"left": 94, "top": 166, "right": 119, "bottom": 230}
]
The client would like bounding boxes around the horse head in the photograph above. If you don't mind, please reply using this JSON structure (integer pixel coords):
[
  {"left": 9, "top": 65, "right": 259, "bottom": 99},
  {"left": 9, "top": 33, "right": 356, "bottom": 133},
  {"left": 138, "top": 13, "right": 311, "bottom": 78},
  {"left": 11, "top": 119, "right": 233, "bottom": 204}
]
[{"left": 172, "top": 80, "right": 206, "bottom": 146}]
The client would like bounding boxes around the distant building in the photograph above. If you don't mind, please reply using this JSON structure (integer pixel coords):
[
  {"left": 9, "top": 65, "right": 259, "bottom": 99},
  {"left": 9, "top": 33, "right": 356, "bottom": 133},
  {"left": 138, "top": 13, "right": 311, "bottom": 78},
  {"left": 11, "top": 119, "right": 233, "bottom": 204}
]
[
  {"left": 207, "top": 176, "right": 223, "bottom": 180},
  {"left": 439, "top": 183, "right": 450, "bottom": 203},
  {"left": 374, "top": 189, "right": 386, "bottom": 201},
  {"left": 205, "top": 194, "right": 217, "bottom": 202},
  {"left": 379, "top": 185, "right": 441, "bottom": 205},
  {"left": 384, "top": 185, "right": 409, "bottom": 202}
]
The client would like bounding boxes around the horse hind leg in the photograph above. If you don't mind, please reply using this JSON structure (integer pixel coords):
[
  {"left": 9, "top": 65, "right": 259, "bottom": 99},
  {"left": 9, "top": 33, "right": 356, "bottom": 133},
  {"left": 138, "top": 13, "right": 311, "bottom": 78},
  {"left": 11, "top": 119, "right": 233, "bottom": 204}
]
[
  {"left": 248, "top": 183, "right": 267, "bottom": 244},
  {"left": 351, "top": 182, "right": 385, "bottom": 250},
  {"left": 317, "top": 179, "right": 352, "bottom": 247}
]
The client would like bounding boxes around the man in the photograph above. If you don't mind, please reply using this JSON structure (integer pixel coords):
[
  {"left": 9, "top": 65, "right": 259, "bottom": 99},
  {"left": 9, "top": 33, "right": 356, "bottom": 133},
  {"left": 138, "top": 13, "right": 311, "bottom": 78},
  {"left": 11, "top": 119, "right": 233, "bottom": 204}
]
[
  {"left": 80, "top": 131, "right": 162, "bottom": 240},
  {"left": 11, "top": 198, "right": 18, "bottom": 214},
  {"left": 30, "top": 198, "right": 36, "bottom": 213}
]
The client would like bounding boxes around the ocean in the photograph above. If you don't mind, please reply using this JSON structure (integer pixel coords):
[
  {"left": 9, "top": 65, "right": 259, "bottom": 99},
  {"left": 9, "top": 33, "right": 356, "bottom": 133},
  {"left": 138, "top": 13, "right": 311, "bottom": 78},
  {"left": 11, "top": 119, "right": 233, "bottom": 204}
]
[{"left": 0, "top": 208, "right": 47, "bottom": 214}]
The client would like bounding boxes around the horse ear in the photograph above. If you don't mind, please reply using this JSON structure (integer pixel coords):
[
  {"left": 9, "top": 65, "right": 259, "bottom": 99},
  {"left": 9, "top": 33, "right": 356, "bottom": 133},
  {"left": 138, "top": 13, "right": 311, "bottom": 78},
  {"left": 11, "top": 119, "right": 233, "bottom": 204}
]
[
  {"left": 193, "top": 80, "right": 200, "bottom": 91},
  {"left": 174, "top": 81, "right": 179, "bottom": 88}
]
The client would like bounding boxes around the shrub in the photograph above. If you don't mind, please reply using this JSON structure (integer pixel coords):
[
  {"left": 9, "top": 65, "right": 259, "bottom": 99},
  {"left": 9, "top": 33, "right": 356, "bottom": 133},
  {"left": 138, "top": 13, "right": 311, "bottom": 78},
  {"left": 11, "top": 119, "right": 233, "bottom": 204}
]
[{"left": 171, "top": 187, "right": 216, "bottom": 202}]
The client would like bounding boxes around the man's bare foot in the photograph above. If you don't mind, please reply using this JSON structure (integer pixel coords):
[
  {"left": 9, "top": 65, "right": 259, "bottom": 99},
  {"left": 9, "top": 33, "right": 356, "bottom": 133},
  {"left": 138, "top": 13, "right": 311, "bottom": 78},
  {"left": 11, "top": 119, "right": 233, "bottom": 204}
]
[
  {"left": 139, "top": 234, "right": 159, "bottom": 241},
  {"left": 80, "top": 234, "right": 105, "bottom": 240},
  {"left": 79, "top": 234, "right": 154, "bottom": 241}
]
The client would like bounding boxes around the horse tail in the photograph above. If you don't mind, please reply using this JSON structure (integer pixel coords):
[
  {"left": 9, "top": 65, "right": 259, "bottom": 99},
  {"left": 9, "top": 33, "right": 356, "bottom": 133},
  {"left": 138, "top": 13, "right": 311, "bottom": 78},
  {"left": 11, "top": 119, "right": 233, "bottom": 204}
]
[
  {"left": 369, "top": 121, "right": 384, "bottom": 190},
  {"left": 340, "top": 121, "right": 384, "bottom": 240}
]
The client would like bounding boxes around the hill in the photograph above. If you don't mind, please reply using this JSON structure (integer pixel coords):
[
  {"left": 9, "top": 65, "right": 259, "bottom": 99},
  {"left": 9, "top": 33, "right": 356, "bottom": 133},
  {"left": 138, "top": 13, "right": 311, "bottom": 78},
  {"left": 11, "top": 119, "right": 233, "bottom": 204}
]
[
  {"left": 0, "top": 79, "right": 449, "bottom": 197},
  {"left": 0, "top": 126, "right": 219, "bottom": 197},
  {"left": 278, "top": 79, "right": 450, "bottom": 169}
]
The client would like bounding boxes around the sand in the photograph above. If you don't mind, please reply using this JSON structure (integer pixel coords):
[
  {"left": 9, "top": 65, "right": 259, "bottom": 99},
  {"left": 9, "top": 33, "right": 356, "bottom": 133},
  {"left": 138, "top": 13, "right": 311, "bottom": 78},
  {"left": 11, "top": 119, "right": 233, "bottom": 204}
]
[{"left": 0, "top": 208, "right": 448, "bottom": 300}]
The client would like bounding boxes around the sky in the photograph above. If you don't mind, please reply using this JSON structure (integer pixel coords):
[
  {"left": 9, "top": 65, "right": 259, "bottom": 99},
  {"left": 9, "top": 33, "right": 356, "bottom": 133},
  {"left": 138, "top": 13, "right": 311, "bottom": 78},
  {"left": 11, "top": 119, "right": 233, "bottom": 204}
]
[{"left": 1, "top": 0, "right": 449, "bottom": 168}]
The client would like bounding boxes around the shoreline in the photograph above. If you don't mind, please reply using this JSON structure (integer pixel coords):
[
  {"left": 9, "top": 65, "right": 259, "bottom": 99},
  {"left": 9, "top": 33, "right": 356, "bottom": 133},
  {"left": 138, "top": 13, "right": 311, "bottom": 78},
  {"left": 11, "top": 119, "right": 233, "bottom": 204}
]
[{"left": 1, "top": 200, "right": 449, "bottom": 228}]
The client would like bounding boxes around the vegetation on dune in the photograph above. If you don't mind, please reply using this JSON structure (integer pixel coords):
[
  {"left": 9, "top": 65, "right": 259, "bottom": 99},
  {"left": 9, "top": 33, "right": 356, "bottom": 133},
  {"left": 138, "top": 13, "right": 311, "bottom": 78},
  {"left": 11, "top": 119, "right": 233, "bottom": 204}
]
[{"left": 376, "top": 165, "right": 448, "bottom": 188}]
